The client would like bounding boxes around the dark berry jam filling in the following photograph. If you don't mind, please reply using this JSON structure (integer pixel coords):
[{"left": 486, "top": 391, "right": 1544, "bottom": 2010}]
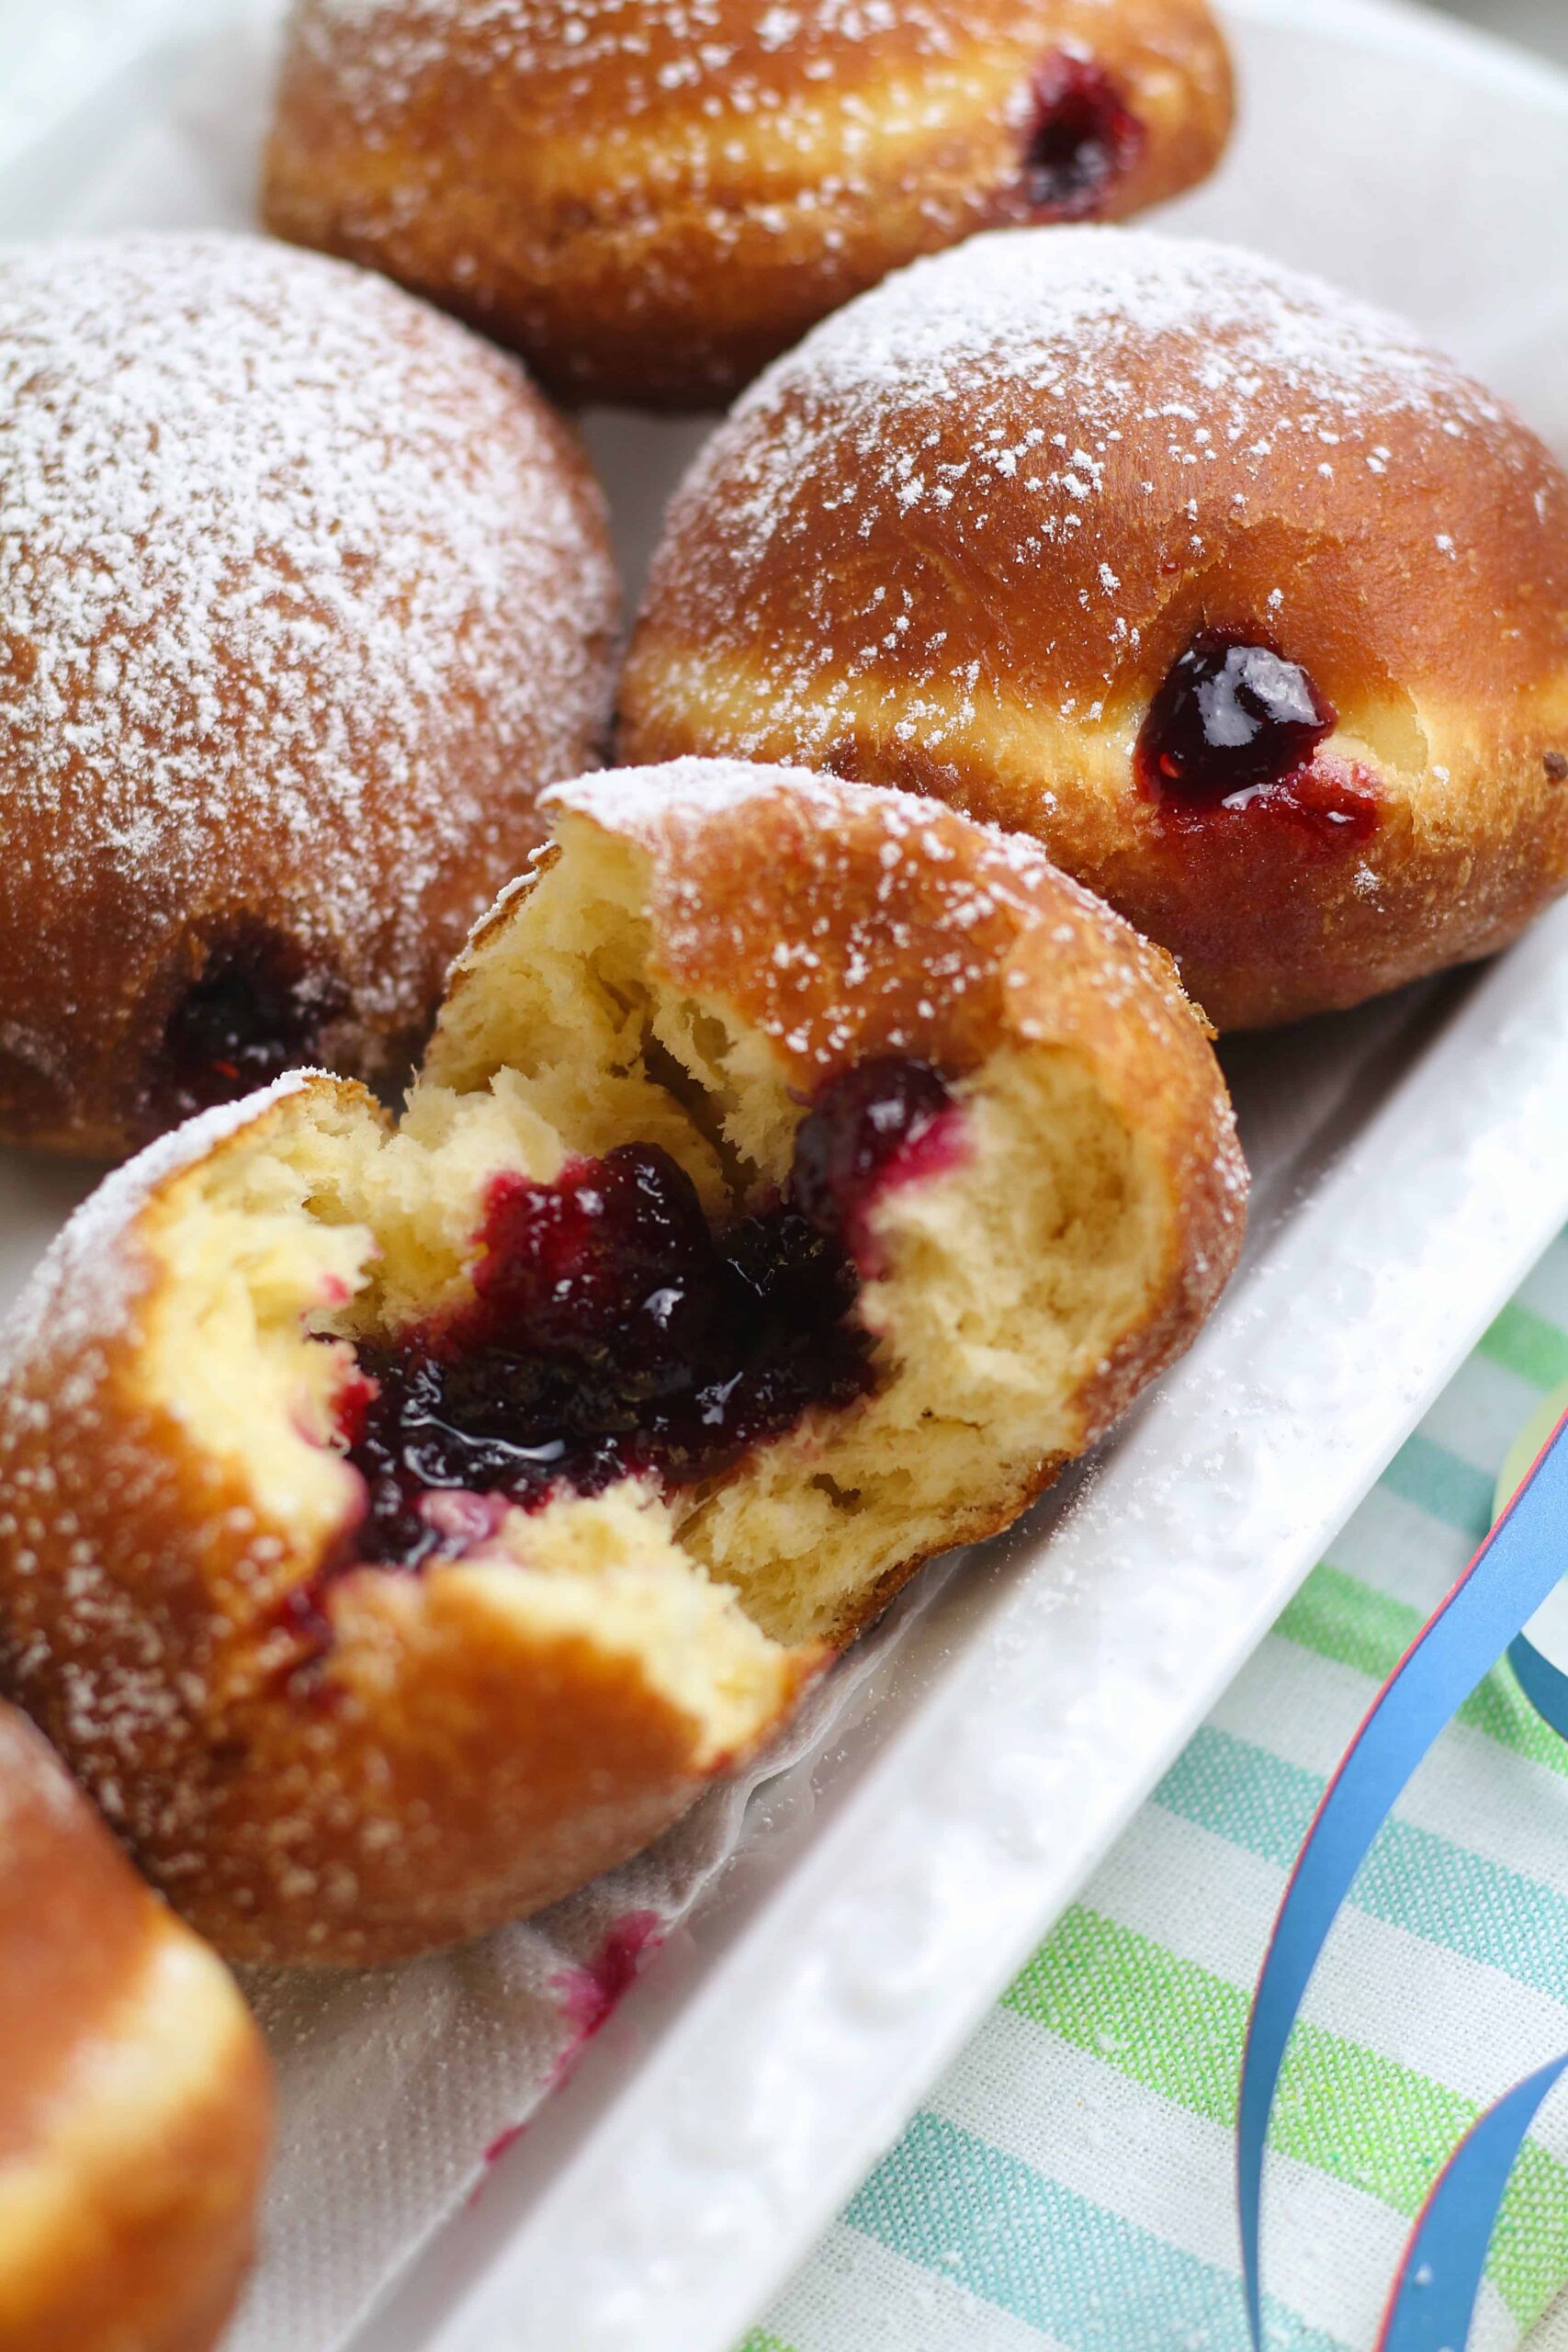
[
  {"left": 158, "top": 931, "right": 336, "bottom": 1125},
  {"left": 1020, "top": 51, "right": 1145, "bottom": 221},
  {"left": 1139, "top": 632, "right": 1336, "bottom": 799},
  {"left": 340, "top": 1057, "right": 962, "bottom": 1571},
  {"left": 792, "top": 1057, "right": 955, "bottom": 1253},
  {"left": 1135, "top": 629, "right": 1378, "bottom": 846}
]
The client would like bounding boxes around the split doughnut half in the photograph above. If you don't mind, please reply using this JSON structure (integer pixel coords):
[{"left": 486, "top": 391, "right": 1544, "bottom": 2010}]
[{"left": 0, "top": 763, "right": 1246, "bottom": 1965}]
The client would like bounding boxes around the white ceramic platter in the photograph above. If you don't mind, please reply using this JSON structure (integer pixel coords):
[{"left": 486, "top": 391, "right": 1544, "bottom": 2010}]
[{"left": 2, "top": 3, "right": 1568, "bottom": 2347}]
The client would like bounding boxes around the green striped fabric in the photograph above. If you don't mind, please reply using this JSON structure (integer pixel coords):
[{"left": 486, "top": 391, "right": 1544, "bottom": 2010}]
[{"left": 746, "top": 1238, "right": 1568, "bottom": 2352}]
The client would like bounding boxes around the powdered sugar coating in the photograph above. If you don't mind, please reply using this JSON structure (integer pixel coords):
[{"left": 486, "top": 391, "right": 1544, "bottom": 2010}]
[
  {"left": 758, "top": 222, "right": 1498, "bottom": 417},
  {"left": 300, "top": 0, "right": 1104, "bottom": 119},
  {"left": 664, "top": 224, "right": 1520, "bottom": 626},
  {"left": 0, "top": 232, "right": 617, "bottom": 1147},
  {"left": 551, "top": 755, "right": 1066, "bottom": 899}
]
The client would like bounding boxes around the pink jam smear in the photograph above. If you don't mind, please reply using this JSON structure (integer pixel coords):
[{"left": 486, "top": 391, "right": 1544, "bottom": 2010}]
[{"left": 550, "top": 1910, "right": 666, "bottom": 2044}]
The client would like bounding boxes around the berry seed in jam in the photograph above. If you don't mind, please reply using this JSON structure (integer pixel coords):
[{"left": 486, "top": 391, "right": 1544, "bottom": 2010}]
[
  {"left": 160, "top": 932, "right": 332, "bottom": 1124},
  {"left": 339, "top": 1058, "right": 962, "bottom": 1571},
  {"left": 1020, "top": 51, "right": 1145, "bottom": 221}
]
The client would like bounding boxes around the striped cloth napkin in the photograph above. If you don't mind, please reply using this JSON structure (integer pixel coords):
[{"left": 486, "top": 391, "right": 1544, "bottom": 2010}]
[{"left": 742, "top": 1228, "right": 1568, "bottom": 2352}]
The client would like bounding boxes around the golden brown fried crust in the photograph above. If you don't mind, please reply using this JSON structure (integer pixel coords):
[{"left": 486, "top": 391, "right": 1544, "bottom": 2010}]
[
  {"left": 0, "top": 235, "right": 618, "bottom": 1159},
  {"left": 262, "top": 0, "right": 1233, "bottom": 409},
  {"left": 619, "top": 233, "right": 1568, "bottom": 1025},
  {"left": 0, "top": 772, "right": 1242, "bottom": 1965},
  {"left": 0, "top": 1705, "right": 271, "bottom": 2352}
]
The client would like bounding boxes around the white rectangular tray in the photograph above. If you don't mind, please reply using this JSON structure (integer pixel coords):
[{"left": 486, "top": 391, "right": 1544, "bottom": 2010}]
[{"left": 4, "top": 3, "right": 1568, "bottom": 2347}]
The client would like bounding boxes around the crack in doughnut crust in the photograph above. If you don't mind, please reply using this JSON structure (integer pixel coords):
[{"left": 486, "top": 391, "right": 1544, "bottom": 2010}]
[
  {"left": 620, "top": 229, "right": 1568, "bottom": 1025},
  {"left": 262, "top": 0, "right": 1233, "bottom": 410},
  {"left": 0, "top": 763, "right": 1243, "bottom": 1966},
  {"left": 0, "top": 233, "right": 619, "bottom": 1155},
  {"left": 0, "top": 1704, "right": 270, "bottom": 2352}
]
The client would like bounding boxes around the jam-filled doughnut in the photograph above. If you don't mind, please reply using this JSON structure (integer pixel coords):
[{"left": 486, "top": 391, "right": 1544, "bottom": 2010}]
[
  {"left": 621, "top": 229, "right": 1568, "bottom": 1028},
  {"left": 262, "top": 0, "right": 1234, "bottom": 412},
  {"left": 0, "top": 232, "right": 618, "bottom": 1157},
  {"left": 0, "top": 763, "right": 1244, "bottom": 1964},
  {"left": 0, "top": 1702, "right": 270, "bottom": 2351}
]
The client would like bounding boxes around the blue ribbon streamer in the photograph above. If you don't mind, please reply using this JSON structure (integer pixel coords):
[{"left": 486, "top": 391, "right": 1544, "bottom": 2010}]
[
  {"left": 1379, "top": 2052, "right": 1568, "bottom": 2352},
  {"left": 1506, "top": 1626, "right": 1568, "bottom": 1746},
  {"left": 1237, "top": 1407, "right": 1568, "bottom": 2352}
]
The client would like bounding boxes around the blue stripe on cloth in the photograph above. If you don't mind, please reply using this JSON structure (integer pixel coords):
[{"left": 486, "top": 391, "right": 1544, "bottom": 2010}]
[
  {"left": 1378, "top": 1433, "right": 1495, "bottom": 1542},
  {"left": 1157, "top": 1727, "right": 1568, "bottom": 2002},
  {"left": 844, "top": 2111, "right": 1348, "bottom": 2352}
]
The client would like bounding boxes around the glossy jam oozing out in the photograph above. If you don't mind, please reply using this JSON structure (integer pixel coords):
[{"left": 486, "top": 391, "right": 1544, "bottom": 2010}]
[
  {"left": 342, "top": 1057, "right": 961, "bottom": 1570},
  {"left": 158, "top": 932, "right": 331, "bottom": 1123},
  {"left": 1020, "top": 51, "right": 1145, "bottom": 221},
  {"left": 1135, "top": 629, "right": 1378, "bottom": 845}
]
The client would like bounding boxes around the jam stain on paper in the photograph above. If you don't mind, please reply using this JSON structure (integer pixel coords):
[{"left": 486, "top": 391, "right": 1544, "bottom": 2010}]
[
  {"left": 471, "top": 1908, "right": 668, "bottom": 2199},
  {"left": 550, "top": 1909, "right": 665, "bottom": 2046}
]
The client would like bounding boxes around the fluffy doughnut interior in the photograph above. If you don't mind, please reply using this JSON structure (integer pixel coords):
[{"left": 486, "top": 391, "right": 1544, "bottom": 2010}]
[{"left": 136, "top": 815, "right": 1174, "bottom": 1717}]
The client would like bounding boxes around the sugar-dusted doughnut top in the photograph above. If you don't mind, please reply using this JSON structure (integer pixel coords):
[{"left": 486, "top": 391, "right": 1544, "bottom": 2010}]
[
  {"left": 0, "top": 232, "right": 618, "bottom": 1149},
  {"left": 297, "top": 0, "right": 1018, "bottom": 99},
  {"left": 265, "top": 0, "right": 1233, "bottom": 407},
  {"left": 622, "top": 231, "right": 1568, "bottom": 1025},
  {"left": 292, "top": 0, "right": 1196, "bottom": 124},
  {"left": 635, "top": 225, "right": 1568, "bottom": 722}
]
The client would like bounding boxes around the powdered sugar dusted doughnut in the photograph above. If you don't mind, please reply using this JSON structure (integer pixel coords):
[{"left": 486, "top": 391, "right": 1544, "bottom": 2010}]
[
  {"left": 262, "top": 0, "right": 1233, "bottom": 411},
  {"left": 622, "top": 229, "right": 1568, "bottom": 1026},
  {"left": 0, "top": 1702, "right": 271, "bottom": 2350},
  {"left": 0, "top": 763, "right": 1243, "bottom": 1963},
  {"left": 0, "top": 233, "right": 618, "bottom": 1155}
]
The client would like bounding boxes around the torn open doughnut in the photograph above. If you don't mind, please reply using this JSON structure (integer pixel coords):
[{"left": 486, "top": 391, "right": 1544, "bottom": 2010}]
[
  {"left": 0, "top": 1702, "right": 270, "bottom": 2352},
  {"left": 0, "top": 232, "right": 617, "bottom": 1156},
  {"left": 262, "top": 0, "right": 1234, "bottom": 411},
  {"left": 0, "top": 763, "right": 1244, "bottom": 1965},
  {"left": 620, "top": 229, "right": 1568, "bottom": 1026}
]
